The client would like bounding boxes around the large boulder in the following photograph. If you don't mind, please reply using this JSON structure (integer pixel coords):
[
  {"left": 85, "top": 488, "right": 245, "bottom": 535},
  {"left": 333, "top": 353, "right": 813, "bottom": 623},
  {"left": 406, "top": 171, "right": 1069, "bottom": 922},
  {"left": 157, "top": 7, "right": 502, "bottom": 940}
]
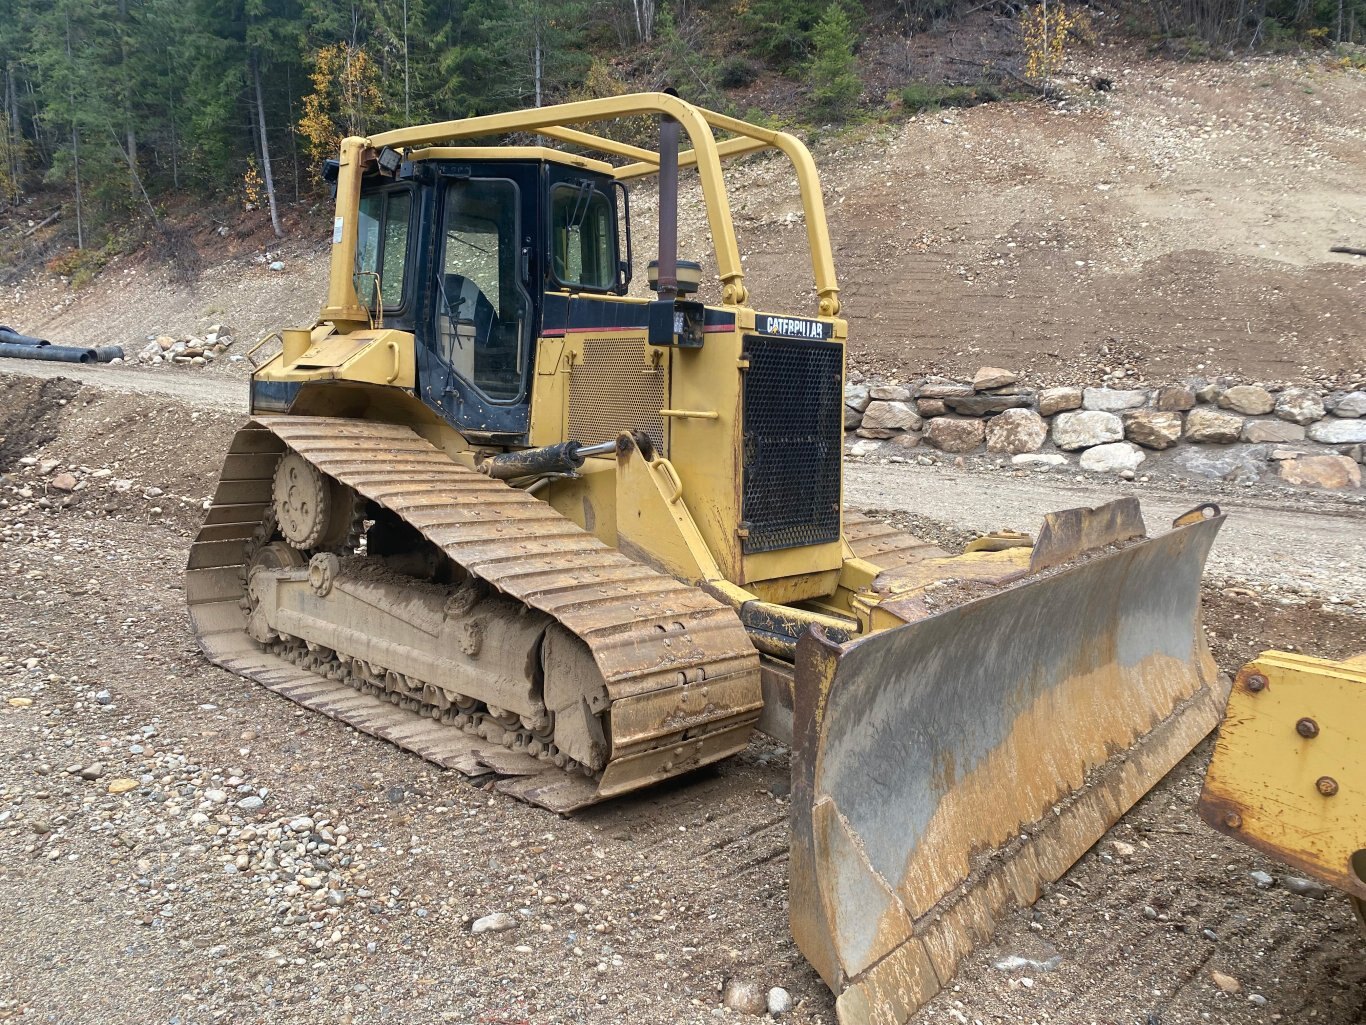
[
  {"left": 1079, "top": 442, "right": 1146, "bottom": 474},
  {"left": 1082, "top": 387, "right": 1149, "bottom": 412},
  {"left": 1038, "top": 386, "right": 1083, "bottom": 417},
  {"left": 1052, "top": 410, "right": 1124, "bottom": 451},
  {"left": 1153, "top": 385, "right": 1197, "bottom": 411},
  {"left": 1123, "top": 410, "right": 1183, "bottom": 450},
  {"left": 1274, "top": 387, "right": 1324, "bottom": 425},
  {"left": 985, "top": 408, "right": 1047, "bottom": 454},
  {"left": 972, "top": 366, "right": 1017, "bottom": 391},
  {"left": 844, "top": 405, "right": 863, "bottom": 430},
  {"left": 1308, "top": 420, "right": 1366, "bottom": 444},
  {"left": 924, "top": 416, "right": 986, "bottom": 453},
  {"left": 1172, "top": 445, "right": 1268, "bottom": 483},
  {"left": 915, "top": 376, "right": 974, "bottom": 399},
  {"left": 1275, "top": 455, "right": 1361, "bottom": 490},
  {"left": 1184, "top": 408, "right": 1244, "bottom": 444},
  {"left": 943, "top": 393, "right": 1033, "bottom": 417},
  {"left": 861, "top": 400, "right": 922, "bottom": 432},
  {"left": 1328, "top": 391, "right": 1366, "bottom": 418},
  {"left": 1241, "top": 420, "right": 1305, "bottom": 444},
  {"left": 869, "top": 384, "right": 912, "bottom": 402},
  {"left": 844, "top": 382, "right": 872, "bottom": 412},
  {"left": 1218, "top": 385, "right": 1275, "bottom": 416}
]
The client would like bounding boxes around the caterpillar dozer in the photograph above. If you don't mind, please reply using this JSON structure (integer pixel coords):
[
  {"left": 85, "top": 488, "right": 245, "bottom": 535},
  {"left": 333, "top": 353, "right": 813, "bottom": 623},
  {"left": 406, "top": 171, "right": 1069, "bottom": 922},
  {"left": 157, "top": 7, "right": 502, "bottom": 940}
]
[
  {"left": 1199, "top": 651, "right": 1365, "bottom": 930},
  {"left": 187, "top": 94, "right": 1229, "bottom": 1022}
]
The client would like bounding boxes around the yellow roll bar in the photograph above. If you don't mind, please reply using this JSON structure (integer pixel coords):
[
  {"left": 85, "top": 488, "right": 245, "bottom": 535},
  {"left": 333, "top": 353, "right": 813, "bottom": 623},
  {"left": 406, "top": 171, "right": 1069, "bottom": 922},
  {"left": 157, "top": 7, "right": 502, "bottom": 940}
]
[{"left": 321, "top": 93, "right": 840, "bottom": 326}]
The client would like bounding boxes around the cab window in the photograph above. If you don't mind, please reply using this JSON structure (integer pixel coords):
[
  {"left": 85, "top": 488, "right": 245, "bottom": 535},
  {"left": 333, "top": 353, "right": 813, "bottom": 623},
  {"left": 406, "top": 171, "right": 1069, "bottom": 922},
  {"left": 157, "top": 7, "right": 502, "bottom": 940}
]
[
  {"left": 551, "top": 183, "right": 615, "bottom": 290},
  {"left": 436, "top": 178, "right": 528, "bottom": 402},
  {"left": 355, "top": 190, "right": 411, "bottom": 309}
]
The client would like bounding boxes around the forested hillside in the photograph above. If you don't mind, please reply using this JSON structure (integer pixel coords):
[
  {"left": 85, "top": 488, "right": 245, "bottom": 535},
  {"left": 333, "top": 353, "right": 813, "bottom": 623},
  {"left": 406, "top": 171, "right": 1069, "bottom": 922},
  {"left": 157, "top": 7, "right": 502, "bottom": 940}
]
[{"left": 0, "top": 0, "right": 1362, "bottom": 272}]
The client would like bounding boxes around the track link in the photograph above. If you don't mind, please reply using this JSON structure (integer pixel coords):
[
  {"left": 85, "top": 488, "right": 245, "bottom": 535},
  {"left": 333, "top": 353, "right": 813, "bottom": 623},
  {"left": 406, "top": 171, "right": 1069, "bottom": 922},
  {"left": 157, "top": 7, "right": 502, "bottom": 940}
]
[{"left": 185, "top": 416, "right": 762, "bottom": 812}]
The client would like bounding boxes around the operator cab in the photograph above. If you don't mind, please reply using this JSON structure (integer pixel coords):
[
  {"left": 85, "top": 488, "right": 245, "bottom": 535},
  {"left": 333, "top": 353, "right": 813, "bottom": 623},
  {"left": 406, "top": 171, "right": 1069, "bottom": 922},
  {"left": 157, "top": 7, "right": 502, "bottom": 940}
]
[{"left": 338, "top": 149, "right": 635, "bottom": 439}]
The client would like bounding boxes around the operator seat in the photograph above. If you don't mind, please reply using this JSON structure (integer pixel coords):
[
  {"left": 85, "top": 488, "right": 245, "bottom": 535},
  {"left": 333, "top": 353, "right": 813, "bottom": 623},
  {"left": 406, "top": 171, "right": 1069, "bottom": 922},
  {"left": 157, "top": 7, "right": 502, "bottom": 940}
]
[{"left": 438, "top": 273, "right": 496, "bottom": 382}]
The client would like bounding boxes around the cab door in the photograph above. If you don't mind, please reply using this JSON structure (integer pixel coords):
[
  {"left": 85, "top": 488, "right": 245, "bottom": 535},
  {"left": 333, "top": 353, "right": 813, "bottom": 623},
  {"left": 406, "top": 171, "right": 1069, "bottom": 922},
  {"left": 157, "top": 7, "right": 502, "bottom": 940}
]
[{"left": 416, "top": 170, "right": 538, "bottom": 438}]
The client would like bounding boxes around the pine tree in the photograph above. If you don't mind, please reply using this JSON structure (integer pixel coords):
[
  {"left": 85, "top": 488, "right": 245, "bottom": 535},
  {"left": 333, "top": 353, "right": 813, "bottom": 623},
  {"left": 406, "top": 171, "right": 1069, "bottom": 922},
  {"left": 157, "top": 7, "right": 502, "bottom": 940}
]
[{"left": 808, "top": 2, "right": 860, "bottom": 118}]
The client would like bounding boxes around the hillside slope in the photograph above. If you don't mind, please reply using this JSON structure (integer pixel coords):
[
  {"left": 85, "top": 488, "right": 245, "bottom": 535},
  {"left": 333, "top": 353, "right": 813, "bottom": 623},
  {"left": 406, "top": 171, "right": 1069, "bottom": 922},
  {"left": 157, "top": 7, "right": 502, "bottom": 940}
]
[{"left": 1, "top": 52, "right": 1362, "bottom": 387}]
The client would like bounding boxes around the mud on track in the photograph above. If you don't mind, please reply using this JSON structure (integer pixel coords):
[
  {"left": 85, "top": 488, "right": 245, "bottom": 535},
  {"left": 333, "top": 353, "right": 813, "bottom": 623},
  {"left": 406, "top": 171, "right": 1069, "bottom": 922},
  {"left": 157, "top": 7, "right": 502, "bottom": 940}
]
[{"left": 1, "top": 375, "right": 1363, "bottom": 1024}]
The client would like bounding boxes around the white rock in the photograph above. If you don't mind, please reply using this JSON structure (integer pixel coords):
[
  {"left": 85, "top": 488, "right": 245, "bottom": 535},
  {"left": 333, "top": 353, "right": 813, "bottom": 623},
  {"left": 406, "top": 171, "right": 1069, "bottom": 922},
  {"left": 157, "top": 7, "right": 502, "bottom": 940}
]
[
  {"left": 1079, "top": 442, "right": 1146, "bottom": 474},
  {"left": 1082, "top": 388, "right": 1148, "bottom": 412},
  {"left": 768, "top": 987, "right": 794, "bottom": 1015},
  {"left": 1329, "top": 391, "right": 1366, "bottom": 418},
  {"left": 1308, "top": 420, "right": 1366, "bottom": 444},
  {"left": 472, "top": 912, "right": 516, "bottom": 935},
  {"left": 1011, "top": 453, "right": 1067, "bottom": 467},
  {"left": 1052, "top": 410, "right": 1124, "bottom": 451}
]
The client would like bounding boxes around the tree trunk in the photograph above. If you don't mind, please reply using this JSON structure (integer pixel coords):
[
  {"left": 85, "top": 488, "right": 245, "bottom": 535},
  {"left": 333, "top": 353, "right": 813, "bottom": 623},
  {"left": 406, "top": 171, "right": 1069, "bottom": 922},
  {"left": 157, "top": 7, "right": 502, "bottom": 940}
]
[
  {"left": 285, "top": 62, "right": 300, "bottom": 203},
  {"left": 403, "top": 0, "right": 411, "bottom": 120},
  {"left": 166, "top": 55, "right": 179, "bottom": 190},
  {"left": 70, "top": 121, "right": 83, "bottom": 250},
  {"left": 65, "top": 12, "right": 83, "bottom": 249},
  {"left": 119, "top": 0, "right": 136, "bottom": 200},
  {"left": 534, "top": 31, "right": 543, "bottom": 107},
  {"left": 6, "top": 63, "right": 21, "bottom": 201},
  {"left": 251, "top": 52, "right": 283, "bottom": 238}
]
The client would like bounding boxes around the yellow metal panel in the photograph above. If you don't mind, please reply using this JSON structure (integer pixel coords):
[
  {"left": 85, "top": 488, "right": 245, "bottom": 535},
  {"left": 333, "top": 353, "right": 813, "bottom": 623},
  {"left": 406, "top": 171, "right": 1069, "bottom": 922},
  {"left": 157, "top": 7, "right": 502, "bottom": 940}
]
[
  {"left": 614, "top": 439, "right": 723, "bottom": 584},
  {"left": 257, "top": 330, "right": 415, "bottom": 390},
  {"left": 545, "top": 457, "right": 618, "bottom": 547},
  {"left": 665, "top": 323, "right": 744, "bottom": 581},
  {"left": 1199, "top": 652, "right": 1366, "bottom": 901}
]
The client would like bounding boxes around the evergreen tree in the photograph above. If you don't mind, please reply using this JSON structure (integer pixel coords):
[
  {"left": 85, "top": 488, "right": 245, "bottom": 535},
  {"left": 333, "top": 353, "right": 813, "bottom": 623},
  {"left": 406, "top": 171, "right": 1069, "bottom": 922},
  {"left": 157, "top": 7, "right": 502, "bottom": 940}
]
[{"left": 808, "top": 2, "right": 860, "bottom": 118}]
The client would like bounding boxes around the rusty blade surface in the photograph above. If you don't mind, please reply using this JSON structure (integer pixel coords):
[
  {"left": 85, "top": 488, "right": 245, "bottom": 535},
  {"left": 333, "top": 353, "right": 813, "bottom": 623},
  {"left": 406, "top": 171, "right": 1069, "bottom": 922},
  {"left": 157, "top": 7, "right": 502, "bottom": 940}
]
[
  {"left": 186, "top": 417, "right": 761, "bottom": 812},
  {"left": 789, "top": 511, "right": 1226, "bottom": 1025}
]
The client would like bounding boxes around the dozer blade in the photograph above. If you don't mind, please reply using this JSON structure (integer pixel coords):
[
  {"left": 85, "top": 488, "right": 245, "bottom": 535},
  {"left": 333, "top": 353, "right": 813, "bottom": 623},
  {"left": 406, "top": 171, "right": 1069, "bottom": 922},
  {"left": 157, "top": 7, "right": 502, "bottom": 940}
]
[{"left": 790, "top": 505, "right": 1226, "bottom": 1025}]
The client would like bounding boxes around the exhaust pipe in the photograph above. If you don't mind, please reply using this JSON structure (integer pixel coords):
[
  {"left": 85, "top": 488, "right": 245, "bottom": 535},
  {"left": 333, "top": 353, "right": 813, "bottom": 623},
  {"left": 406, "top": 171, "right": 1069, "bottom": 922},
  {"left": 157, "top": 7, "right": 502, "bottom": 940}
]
[
  {"left": 0, "top": 342, "right": 98, "bottom": 363},
  {"left": 656, "top": 114, "right": 680, "bottom": 303}
]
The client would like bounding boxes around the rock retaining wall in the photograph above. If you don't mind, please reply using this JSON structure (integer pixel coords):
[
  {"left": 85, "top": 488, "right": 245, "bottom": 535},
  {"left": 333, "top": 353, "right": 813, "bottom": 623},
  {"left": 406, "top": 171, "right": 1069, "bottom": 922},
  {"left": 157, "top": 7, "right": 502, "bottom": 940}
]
[{"left": 844, "top": 368, "right": 1366, "bottom": 490}]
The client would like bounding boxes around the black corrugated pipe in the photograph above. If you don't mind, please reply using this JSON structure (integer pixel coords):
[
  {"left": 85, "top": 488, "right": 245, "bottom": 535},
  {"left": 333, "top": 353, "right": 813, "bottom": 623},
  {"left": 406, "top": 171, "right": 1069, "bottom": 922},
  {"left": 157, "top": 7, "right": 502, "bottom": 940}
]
[
  {"left": 0, "top": 342, "right": 98, "bottom": 363},
  {"left": 93, "top": 346, "right": 125, "bottom": 362},
  {"left": 0, "top": 326, "right": 51, "bottom": 347},
  {"left": 656, "top": 114, "right": 680, "bottom": 303}
]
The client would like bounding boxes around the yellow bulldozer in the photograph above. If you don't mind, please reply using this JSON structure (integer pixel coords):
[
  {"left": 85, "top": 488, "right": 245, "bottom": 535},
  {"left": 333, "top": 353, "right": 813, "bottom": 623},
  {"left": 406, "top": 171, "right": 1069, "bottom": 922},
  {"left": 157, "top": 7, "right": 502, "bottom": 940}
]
[{"left": 187, "top": 94, "right": 1230, "bottom": 1022}]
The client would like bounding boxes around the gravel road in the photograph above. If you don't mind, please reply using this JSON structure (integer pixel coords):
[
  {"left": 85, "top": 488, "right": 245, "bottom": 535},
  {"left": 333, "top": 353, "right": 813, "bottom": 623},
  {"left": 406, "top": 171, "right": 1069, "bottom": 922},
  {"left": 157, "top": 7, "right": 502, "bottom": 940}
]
[
  {"left": 846, "top": 461, "right": 1366, "bottom": 605},
  {"left": 0, "top": 358, "right": 248, "bottom": 412}
]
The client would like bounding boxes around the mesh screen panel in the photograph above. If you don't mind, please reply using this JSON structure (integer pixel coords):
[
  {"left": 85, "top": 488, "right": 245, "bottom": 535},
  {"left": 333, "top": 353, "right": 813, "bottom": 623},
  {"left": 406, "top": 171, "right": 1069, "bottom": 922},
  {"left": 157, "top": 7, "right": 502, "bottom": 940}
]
[
  {"left": 567, "top": 337, "right": 668, "bottom": 454},
  {"left": 741, "top": 335, "right": 843, "bottom": 554}
]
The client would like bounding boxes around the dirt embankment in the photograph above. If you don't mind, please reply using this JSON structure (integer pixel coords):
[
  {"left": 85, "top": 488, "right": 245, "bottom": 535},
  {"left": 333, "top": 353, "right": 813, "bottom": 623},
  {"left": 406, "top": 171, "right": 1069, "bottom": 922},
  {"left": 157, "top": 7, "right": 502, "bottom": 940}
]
[{"left": 2, "top": 376, "right": 1365, "bottom": 1024}]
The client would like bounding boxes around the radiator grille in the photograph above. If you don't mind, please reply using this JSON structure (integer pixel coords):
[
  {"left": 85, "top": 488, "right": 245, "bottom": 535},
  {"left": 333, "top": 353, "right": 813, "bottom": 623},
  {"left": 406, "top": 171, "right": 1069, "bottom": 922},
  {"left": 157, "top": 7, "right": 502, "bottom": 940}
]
[
  {"left": 741, "top": 335, "right": 843, "bottom": 554},
  {"left": 567, "top": 336, "right": 667, "bottom": 454}
]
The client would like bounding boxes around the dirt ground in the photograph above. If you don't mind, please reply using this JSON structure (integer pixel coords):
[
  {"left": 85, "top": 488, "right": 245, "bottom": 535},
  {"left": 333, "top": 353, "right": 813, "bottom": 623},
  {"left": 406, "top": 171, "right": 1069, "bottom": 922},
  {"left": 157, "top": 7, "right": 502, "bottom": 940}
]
[{"left": 1, "top": 374, "right": 1364, "bottom": 1025}]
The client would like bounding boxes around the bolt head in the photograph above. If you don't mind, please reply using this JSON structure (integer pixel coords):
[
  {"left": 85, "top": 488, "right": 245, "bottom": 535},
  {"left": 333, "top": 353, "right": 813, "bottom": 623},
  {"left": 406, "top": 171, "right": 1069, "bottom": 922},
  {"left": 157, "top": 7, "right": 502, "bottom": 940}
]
[
  {"left": 1245, "top": 673, "right": 1267, "bottom": 692},
  {"left": 1316, "top": 776, "right": 1339, "bottom": 797},
  {"left": 1222, "top": 811, "right": 1242, "bottom": 829},
  {"left": 1296, "top": 717, "right": 1320, "bottom": 739}
]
